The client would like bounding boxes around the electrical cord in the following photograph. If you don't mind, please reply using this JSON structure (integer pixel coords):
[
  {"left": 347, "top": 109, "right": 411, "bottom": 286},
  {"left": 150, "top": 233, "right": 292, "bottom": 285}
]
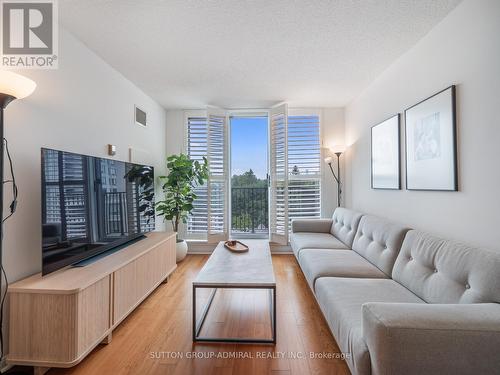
[{"left": 0, "top": 137, "right": 18, "bottom": 361}]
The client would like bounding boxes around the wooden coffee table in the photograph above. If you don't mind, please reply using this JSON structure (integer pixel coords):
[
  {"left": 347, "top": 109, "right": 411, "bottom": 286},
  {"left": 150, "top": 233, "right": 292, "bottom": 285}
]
[{"left": 192, "top": 240, "right": 276, "bottom": 344}]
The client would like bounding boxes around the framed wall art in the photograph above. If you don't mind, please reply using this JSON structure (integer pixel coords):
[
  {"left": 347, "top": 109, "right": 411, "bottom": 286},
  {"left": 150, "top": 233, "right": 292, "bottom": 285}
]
[
  {"left": 405, "top": 85, "right": 457, "bottom": 191},
  {"left": 371, "top": 114, "right": 401, "bottom": 189}
]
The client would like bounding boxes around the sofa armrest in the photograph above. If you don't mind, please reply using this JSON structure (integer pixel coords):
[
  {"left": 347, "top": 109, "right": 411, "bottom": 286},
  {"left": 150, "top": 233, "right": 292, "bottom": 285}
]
[
  {"left": 362, "top": 302, "right": 500, "bottom": 375},
  {"left": 291, "top": 219, "right": 333, "bottom": 233}
]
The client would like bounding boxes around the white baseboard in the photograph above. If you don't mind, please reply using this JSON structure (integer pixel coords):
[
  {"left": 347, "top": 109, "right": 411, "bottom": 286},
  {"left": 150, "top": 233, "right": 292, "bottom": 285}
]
[
  {"left": 1, "top": 359, "right": 12, "bottom": 373},
  {"left": 187, "top": 241, "right": 217, "bottom": 253},
  {"left": 270, "top": 244, "right": 293, "bottom": 253}
]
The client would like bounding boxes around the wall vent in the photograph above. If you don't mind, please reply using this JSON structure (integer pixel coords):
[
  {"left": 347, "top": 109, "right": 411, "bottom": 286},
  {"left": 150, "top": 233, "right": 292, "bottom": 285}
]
[{"left": 135, "top": 105, "right": 147, "bottom": 127}]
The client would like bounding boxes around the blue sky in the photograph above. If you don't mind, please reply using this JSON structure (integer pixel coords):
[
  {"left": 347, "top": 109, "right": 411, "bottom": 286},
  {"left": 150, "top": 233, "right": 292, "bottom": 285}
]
[{"left": 230, "top": 116, "right": 268, "bottom": 179}]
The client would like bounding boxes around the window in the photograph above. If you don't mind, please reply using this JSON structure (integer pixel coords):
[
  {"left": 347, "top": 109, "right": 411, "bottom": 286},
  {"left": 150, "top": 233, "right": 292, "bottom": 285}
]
[
  {"left": 206, "top": 110, "right": 228, "bottom": 242},
  {"left": 287, "top": 113, "right": 322, "bottom": 229},
  {"left": 185, "top": 108, "right": 322, "bottom": 243},
  {"left": 185, "top": 114, "right": 208, "bottom": 239},
  {"left": 270, "top": 107, "right": 322, "bottom": 244}
]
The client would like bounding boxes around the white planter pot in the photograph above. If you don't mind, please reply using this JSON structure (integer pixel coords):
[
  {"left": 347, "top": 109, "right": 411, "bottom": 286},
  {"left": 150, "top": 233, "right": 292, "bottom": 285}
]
[{"left": 176, "top": 240, "right": 188, "bottom": 263}]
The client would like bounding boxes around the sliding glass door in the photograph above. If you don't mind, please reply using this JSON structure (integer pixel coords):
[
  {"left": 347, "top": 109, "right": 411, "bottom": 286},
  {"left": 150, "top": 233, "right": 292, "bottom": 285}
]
[{"left": 229, "top": 115, "right": 269, "bottom": 239}]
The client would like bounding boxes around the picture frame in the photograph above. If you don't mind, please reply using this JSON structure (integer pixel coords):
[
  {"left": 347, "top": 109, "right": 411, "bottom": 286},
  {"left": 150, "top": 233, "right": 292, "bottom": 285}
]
[
  {"left": 405, "top": 85, "right": 458, "bottom": 191},
  {"left": 371, "top": 114, "right": 401, "bottom": 190}
]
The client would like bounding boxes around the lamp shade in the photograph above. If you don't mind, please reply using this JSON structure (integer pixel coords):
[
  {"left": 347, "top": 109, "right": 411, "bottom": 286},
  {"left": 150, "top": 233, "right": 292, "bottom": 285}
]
[
  {"left": 0, "top": 71, "right": 36, "bottom": 99},
  {"left": 324, "top": 156, "right": 333, "bottom": 164}
]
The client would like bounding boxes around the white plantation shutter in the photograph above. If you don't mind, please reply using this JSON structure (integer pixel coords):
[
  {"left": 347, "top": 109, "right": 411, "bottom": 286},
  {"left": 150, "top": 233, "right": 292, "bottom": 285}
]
[
  {"left": 207, "top": 108, "right": 229, "bottom": 243},
  {"left": 186, "top": 114, "right": 208, "bottom": 239},
  {"left": 185, "top": 107, "right": 320, "bottom": 244},
  {"left": 288, "top": 112, "right": 321, "bottom": 228},
  {"left": 269, "top": 104, "right": 289, "bottom": 245}
]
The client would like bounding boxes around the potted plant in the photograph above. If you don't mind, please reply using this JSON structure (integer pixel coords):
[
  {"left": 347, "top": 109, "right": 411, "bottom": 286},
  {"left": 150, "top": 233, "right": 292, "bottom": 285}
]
[{"left": 156, "top": 154, "right": 209, "bottom": 262}]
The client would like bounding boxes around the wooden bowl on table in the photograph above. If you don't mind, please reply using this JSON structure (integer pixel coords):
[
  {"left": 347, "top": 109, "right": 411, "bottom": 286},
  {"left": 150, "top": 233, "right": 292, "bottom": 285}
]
[{"left": 224, "top": 240, "right": 249, "bottom": 252}]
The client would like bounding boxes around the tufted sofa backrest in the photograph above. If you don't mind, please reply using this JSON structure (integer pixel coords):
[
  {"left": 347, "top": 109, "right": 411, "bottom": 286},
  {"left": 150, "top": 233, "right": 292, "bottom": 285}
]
[
  {"left": 393, "top": 230, "right": 500, "bottom": 304},
  {"left": 351, "top": 215, "right": 411, "bottom": 276},
  {"left": 330, "top": 208, "right": 363, "bottom": 248}
]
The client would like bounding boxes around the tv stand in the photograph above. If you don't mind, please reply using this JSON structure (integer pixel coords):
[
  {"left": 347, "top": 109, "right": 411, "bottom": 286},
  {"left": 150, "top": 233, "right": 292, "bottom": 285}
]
[
  {"left": 7, "top": 231, "right": 177, "bottom": 374},
  {"left": 72, "top": 235, "right": 146, "bottom": 267}
]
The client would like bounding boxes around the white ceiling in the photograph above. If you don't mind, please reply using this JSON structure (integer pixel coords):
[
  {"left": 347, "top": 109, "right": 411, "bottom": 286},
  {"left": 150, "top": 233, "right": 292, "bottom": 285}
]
[{"left": 60, "top": 0, "right": 462, "bottom": 109}]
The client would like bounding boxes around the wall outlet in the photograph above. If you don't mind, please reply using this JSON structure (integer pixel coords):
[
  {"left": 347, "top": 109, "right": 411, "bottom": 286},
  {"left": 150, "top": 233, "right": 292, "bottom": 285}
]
[{"left": 108, "top": 144, "right": 116, "bottom": 156}]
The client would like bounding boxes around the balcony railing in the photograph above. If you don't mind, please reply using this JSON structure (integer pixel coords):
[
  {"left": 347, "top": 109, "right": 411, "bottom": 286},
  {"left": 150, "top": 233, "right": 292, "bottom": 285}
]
[
  {"left": 231, "top": 187, "right": 268, "bottom": 235},
  {"left": 104, "top": 192, "right": 128, "bottom": 236}
]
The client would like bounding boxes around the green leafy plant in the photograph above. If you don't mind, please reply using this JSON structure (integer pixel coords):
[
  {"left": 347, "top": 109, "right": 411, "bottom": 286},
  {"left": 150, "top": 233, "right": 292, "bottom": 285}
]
[
  {"left": 156, "top": 154, "right": 209, "bottom": 241},
  {"left": 124, "top": 165, "right": 155, "bottom": 223}
]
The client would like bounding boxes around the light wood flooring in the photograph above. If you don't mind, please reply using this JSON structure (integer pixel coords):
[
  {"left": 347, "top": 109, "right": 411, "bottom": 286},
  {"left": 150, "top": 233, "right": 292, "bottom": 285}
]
[{"left": 49, "top": 254, "right": 350, "bottom": 375}]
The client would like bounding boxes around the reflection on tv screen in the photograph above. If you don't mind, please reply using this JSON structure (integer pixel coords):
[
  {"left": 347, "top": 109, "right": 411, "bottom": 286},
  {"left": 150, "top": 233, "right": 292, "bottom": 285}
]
[{"left": 41, "top": 148, "right": 155, "bottom": 274}]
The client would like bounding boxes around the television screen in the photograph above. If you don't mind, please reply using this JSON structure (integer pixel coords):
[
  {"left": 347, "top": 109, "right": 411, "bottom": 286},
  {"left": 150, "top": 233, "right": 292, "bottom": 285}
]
[{"left": 41, "top": 148, "right": 155, "bottom": 275}]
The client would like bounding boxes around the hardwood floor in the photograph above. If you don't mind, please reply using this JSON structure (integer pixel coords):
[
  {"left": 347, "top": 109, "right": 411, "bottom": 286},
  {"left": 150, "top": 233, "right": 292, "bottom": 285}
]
[{"left": 49, "top": 254, "right": 350, "bottom": 375}]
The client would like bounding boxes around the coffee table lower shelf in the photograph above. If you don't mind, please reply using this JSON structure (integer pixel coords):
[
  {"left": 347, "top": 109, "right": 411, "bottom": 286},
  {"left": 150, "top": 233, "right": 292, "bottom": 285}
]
[{"left": 192, "top": 284, "right": 276, "bottom": 344}]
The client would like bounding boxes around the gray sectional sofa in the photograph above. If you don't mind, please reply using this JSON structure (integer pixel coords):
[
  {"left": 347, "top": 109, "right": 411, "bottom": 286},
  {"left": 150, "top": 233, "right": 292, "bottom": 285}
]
[{"left": 290, "top": 207, "right": 500, "bottom": 375}]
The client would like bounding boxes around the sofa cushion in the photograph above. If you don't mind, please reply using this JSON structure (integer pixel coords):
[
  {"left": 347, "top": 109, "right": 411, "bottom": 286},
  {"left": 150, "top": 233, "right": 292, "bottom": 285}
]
[
  {"left": 330, "top": 208, "right": 363, "bottom": 248},
  {"left": 298, "top": 249, "right": 387, "bottom": 291},
  {"left": 393, "top": 230, "right": 500, "bottom": 304},
  {"left": 363, "top": 302, "right": 500, "bottom": 375},
  {"left": 290, "top": 232, "right": 348, "bottom": 258},
  {"left": 291, "top": 218, "right": 333, "bottom": 233},
  {"left": 315, "top": 278, "right": 425, "bottom": 375},
  {"left": 351, "top": 215, "right": 410, "bottom": 276}
]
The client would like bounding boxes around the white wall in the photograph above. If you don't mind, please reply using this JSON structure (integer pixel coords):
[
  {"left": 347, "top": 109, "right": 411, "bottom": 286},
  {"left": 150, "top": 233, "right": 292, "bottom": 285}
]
[
  {"left": 345, "top": 0, "right": 500, "bottom": 251},
  {"left": 166, "top": 109, "right": 185, "bottom": 156},
  {"left": 3, "top": 27, "right": 167, "bottom": 287},
  {"left": 321, "top": 108, "right": 345, "bottom": 217}
]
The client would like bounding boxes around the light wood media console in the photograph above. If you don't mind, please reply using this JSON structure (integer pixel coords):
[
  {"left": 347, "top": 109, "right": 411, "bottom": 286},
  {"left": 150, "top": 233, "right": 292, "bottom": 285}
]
[{"left": 6, "top": 231, "right": 177, "bottom": 375}]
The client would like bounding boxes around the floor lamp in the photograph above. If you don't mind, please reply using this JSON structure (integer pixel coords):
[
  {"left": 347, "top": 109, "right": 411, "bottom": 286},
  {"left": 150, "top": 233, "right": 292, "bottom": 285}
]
[
  {"left": 0, "top": 71, "right": 36, "bottom": 364},
  {"left": 324, "top": 146, "right": 346, "bottom": 207}
]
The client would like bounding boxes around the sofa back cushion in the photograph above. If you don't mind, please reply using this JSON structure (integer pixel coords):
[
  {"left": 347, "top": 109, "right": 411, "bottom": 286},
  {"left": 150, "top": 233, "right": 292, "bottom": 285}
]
[
  {"left": 393, "top": 230, "right": 500, "bottom": 304},
  {"left": 330, "top": 208, "right": 363, "bottom": 248},
  {"left": 352, "top": 215, "right": 410, "bottom": 276}
]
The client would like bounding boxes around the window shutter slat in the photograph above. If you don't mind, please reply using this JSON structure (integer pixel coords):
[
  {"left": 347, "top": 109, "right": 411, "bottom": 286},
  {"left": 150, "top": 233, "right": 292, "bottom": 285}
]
[
  {"left": 269, "top": 104, "right": 289, "bottom": 245},
  {"left": 186, "top": 116, "right": 208, "bottom": 238},
  {"left": 288, "top": 114, "right": 321, "bottom": 229},
  {"left": 207, "top": 110, "right": 228, "bottom": 243}
]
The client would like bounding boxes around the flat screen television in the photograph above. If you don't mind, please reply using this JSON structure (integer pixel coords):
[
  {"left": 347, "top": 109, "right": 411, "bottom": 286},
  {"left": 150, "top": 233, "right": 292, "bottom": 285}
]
[{"left": 41, "top": 148, "right": 155, "bottom": 275}]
